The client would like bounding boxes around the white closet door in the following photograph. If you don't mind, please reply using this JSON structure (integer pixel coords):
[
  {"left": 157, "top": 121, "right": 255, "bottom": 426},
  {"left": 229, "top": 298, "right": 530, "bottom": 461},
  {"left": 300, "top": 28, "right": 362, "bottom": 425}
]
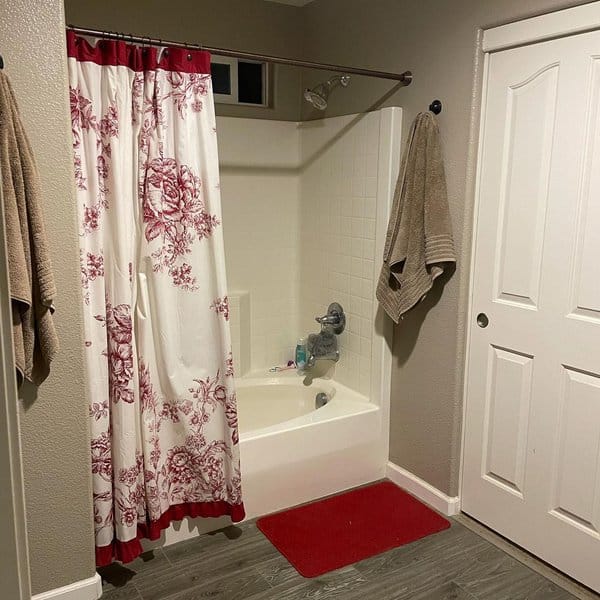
[{"left": 463, "top": 28, "right": 600, "bottom": 592}]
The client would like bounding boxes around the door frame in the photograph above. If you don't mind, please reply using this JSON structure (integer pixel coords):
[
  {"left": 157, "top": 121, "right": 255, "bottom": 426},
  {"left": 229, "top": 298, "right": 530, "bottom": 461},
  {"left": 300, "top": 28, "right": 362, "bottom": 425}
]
[{"left": 459, "top": 0, "right": 600, "bottom": 505}]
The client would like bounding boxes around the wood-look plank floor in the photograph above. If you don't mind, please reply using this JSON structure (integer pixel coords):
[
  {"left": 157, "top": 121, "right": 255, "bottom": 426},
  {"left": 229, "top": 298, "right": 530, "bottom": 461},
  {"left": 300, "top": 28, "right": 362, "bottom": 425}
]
[{"left": 99, "top": 519, "right": 579, "bottom": 600}]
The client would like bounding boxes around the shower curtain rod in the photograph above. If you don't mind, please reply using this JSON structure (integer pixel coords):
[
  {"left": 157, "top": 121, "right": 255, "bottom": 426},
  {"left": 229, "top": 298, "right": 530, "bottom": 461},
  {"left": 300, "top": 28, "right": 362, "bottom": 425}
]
[{"left": 67, "top": 25, "right": 413, "bottom": 84}]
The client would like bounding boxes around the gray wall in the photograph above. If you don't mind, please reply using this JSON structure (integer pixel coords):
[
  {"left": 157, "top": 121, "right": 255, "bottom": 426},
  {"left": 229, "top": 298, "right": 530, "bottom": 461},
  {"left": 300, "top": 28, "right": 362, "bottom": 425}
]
[
  {"left": 302, "top": 0, "right": 590, "bottom": 496},
  {"left": 64, "top": 0, "right": 305, "bottom": 121},
  {"left": 0, "top": 0, "right": 95, "bottom": 594}
]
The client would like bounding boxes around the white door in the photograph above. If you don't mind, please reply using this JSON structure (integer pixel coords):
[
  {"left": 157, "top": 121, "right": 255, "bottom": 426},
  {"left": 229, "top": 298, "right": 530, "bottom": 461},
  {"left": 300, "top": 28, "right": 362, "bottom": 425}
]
[{"left": 463, "top": 28, "right": 600, "bottom": 591}]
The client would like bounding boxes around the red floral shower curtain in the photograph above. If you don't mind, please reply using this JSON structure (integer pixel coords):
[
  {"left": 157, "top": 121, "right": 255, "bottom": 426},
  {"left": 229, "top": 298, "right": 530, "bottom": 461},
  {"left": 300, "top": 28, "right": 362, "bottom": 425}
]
[{"left": 67, "top": 31, "right": 244, "bottom": 566}]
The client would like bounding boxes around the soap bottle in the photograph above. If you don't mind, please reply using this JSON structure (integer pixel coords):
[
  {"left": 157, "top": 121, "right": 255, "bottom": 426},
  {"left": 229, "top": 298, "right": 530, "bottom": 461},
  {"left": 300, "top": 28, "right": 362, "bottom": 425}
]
[{"left": 295, "top": 338, "right": 307, "bottom": 372}]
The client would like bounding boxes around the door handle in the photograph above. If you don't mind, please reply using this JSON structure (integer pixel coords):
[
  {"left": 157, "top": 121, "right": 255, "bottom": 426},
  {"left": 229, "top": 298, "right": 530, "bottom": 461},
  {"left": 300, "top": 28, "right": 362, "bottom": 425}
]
[{"left": 476, "top": 313, "right": 489, "bottom": 328}]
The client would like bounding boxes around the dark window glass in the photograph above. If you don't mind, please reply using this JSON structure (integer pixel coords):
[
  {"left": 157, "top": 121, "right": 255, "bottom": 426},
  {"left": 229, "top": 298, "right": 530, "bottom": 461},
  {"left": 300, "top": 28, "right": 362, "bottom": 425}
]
[
  {"left": 211, "top": 62, "right": 231, "bottom": 95},
  {"left": 238, "top": 61, "right": 263, "bottom": 104}
]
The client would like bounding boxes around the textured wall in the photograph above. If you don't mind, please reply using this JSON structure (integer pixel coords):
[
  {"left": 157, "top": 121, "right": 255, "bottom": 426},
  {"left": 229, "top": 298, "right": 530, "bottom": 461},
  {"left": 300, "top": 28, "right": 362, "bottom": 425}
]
[
  {"left": 302, "top": 0, "right": 589, "bottom": 496},
  {"left": 63, "top": 0, "right": 305, "bottom": 121},
  {"left": 0, "top": 0, "right": 95, "bottom": 594}
]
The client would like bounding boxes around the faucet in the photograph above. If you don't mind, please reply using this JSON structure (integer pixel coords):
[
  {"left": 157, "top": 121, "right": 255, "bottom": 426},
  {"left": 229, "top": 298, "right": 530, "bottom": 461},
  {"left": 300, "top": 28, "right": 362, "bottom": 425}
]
[
  {"left": 304, "top": 302, "right": 345, "bottom": 372},
  {"left": 315, "top": 302, "right": 345, "bottom": 335},
  {"left": 316, "top": 313, "right": 341, "bottom": 326},
  {"left": 306, "top": 347, "right": 340, "bottom": 369}
]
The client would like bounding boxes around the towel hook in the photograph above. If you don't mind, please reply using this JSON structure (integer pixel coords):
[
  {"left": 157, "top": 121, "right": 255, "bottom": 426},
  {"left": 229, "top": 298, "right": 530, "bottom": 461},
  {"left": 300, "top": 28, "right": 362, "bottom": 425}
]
[{"left": 429, "top": 99, "right": 442, "bottom": 115}]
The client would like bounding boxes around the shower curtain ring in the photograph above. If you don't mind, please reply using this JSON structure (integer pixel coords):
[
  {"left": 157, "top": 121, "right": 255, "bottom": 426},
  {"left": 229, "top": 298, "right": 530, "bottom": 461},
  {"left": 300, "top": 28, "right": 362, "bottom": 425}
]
[{"left": 184, "top": 40, "right": 193, "bottom": 60}]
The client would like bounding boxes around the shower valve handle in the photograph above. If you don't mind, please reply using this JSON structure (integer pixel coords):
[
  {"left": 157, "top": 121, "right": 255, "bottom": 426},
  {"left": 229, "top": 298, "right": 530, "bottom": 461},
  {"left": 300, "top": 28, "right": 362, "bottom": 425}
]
[
  {"left": 314, "top": 302, "right": 346, "bottom": 334},
  {"left": 315, "top": 314, "right": 340, "bottom": 325}
]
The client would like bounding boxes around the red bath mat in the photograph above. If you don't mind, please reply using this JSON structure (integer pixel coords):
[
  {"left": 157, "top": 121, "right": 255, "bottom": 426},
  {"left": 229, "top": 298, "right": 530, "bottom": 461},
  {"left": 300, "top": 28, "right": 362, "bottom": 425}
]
[{"left": 256, "top": 480, "right": 451, "bottom": 578}]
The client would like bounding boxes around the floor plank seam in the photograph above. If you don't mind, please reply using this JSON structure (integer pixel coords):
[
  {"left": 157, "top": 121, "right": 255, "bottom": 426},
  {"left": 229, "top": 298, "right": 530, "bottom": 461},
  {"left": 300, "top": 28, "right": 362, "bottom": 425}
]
[
  {"left": 161, "top": 548, "right": 175, "bottom": 568},
  {"left": 452, "top": 578, "right": 479, "bottom": 600},
  {"left": 253, "top": 564, "right": 279, "bottom": 590}
]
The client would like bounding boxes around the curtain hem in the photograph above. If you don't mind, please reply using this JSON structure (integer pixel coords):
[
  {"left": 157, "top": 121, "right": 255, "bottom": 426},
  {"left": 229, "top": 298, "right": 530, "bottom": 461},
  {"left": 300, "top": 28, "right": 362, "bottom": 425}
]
[{"left": 95, "top": 500, "right": 246, "bottom": 566}]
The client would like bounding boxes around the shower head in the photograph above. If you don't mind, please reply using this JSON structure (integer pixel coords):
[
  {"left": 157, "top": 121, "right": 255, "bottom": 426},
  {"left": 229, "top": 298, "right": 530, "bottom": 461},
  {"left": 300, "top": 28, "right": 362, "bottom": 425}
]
[
  {"left": 303, "top": 88, "right": 329, "bottom": 111},
  {"left": 304, "top": 74, "right": 350, "bottom": 110}
]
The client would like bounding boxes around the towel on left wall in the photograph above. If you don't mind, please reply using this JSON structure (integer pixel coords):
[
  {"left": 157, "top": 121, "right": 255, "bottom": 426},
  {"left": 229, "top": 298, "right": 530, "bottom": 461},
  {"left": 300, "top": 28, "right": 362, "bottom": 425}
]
[{"left": 0, "top": 71, "right": 58, "bottom": 387}]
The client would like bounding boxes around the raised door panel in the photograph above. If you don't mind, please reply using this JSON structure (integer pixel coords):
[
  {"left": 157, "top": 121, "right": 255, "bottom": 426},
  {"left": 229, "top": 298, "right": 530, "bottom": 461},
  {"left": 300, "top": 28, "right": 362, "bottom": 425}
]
[
  {"left": 550, "top": 366, "right": 600, "bottom": 537},
  {"left": 568, "top": 57, "right": 600, "bottom": 323},
  {"left": 482, "top": 346, "right": 533, "bottom": 497},
  {"left": 493, "top": 64, "right": 559, "bottom": 309}
]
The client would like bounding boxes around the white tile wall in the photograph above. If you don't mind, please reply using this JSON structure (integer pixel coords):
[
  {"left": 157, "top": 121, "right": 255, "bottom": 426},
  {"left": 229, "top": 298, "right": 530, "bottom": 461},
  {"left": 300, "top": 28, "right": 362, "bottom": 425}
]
[
  {"left": 218, "top": 111, "right": 391, "bottom": 394},
  {"left": 228, "top": 291, "right": 250, "bottom": 376},
  {"left": 217, "top": 117, "right": 301, "bottom": 372},
  {"left": 299, "top": 112, "right": 382, "bottom": 396}
]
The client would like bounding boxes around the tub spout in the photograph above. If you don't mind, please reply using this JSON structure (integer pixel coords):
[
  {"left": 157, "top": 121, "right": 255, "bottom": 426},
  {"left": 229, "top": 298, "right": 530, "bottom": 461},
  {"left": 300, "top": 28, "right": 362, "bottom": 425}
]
[
  {"left": 306, "top": 350, "right": 339, "bottom": 370},
  {"left": 303, "top": 355, "right": 338, "bottom": 386},
  {"left": 315, "top": 392, "right": 329, "bottom": 409}
]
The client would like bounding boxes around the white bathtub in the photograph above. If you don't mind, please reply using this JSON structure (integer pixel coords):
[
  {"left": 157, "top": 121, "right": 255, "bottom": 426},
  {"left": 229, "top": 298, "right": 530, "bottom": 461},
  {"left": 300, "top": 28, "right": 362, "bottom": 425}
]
[
  {"left": 236, "top": 370, "right": 386, "bottom": 519},
  {"left": 235, "top": 374, "right": 333, "bottom": 435},
  {"left": 236, "top": 372, "right": 371, "bottom": 436},
  {"left": 147, "top": 369, "right": 386, "bottom": 549}
]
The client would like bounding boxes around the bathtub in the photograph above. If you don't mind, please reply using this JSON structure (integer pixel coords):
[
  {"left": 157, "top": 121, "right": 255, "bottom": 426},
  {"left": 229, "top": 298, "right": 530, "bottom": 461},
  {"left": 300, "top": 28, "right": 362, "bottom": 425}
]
[
  {"left": 236, "top": 369, "right": 386, "bottom": 519},
  {"left": 149, "top": 369, "right": 386, "bottom": 549},
  {"left": 236, "top": 372, "right": 371, "bottom": 436}
]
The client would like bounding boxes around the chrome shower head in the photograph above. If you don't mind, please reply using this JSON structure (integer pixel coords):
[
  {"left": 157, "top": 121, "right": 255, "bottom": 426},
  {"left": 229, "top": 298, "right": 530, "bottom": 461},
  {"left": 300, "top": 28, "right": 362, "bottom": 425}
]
[
  {"left": 304, "top": 74, "right": 350, "bottom": 110},
  {"left": 303, "top": 87, "right": 328, "bottom": 110}
]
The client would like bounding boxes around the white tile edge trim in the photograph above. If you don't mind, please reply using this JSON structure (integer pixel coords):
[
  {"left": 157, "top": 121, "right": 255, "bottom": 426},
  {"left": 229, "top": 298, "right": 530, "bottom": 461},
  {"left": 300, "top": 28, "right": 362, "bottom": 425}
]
[
  {"left": 31, "top": 573, "right": 102, "bottom": 600},
  {"left": 374, "top": 106, "right": 403, "bottom": 466},
  {"left": 483, "top": 1, "right": 600, "bottom": 53},
  {"left": 386, "top": 461, "right": 461, "bottom": 517}
]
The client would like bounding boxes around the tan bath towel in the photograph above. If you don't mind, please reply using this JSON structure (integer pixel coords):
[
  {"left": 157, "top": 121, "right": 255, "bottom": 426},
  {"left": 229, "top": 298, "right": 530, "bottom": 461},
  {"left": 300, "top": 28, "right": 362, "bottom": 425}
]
[
  {"left": 376, "top": 112, "right": 455, "bottom": 323},
  {"left": 0, "top": 72, "right": 58, "bottom": 387}
]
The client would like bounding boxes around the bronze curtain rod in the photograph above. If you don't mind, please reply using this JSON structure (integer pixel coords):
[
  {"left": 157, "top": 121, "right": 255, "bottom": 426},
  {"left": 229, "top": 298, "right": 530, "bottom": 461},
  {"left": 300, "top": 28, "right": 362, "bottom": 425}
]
[{"left": 67, "top": 25, "right": 413, "bottom": 84}]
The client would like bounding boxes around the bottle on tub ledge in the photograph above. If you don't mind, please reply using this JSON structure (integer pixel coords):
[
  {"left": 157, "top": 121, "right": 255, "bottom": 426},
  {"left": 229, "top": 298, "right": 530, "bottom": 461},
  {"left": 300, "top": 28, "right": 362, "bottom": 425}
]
[{"left": 295, "top": 337, "right": 307, "bottom": 373}]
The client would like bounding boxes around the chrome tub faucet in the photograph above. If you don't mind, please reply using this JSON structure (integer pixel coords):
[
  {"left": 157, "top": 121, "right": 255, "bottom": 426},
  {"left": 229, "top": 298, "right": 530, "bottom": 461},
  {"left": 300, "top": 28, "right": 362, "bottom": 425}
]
[{"left": 305, "top": 302, "right": 345, "bottom": 371}]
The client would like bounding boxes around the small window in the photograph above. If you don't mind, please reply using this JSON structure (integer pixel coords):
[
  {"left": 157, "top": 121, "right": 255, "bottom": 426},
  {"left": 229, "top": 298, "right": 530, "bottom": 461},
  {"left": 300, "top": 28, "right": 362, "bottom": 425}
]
[
  {"left": 211, "top": 62, "right": 231, "bottom": 95},
  {"left": 210, "top": 57, "right": 269, "bottom": 107}
]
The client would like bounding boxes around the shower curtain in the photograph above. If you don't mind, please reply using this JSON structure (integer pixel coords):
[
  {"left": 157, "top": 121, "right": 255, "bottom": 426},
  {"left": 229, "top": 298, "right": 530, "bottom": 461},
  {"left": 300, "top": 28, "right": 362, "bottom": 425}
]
[{"left": 67, "top": 31, "right": 244, "bottom": 566}]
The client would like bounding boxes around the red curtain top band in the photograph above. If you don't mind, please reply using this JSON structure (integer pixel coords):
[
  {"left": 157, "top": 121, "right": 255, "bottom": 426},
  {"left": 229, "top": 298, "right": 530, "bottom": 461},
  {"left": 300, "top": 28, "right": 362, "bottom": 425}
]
[{"left": 66, "top": 30, "right": 211, "bottom": 74}]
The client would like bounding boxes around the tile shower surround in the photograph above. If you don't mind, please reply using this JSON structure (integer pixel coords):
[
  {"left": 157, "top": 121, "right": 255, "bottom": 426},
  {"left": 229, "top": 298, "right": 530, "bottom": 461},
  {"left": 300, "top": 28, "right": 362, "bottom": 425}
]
[
  {"left": 299, "top": 112, "right": 382, "bottom": 395},
  {"left": 218, "top": 111, "right": 389, "bottom": 395},
  {"left": 218, "top": 117, "right": 301, "bottom": 374}
]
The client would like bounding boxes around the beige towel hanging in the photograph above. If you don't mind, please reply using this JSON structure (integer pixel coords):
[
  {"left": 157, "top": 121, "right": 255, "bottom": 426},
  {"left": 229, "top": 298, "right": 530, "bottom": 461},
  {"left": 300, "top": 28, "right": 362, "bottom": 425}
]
[
  {"left": 0, "top": 71, "right": 58, "bottom": 386},
  {"left": 376, "top": 111, "right": 456, "bottom": 323}
]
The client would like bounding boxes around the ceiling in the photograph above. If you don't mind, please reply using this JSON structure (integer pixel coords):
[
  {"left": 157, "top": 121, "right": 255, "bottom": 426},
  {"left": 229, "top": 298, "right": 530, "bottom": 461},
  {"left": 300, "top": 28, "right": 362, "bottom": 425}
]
[{"left": 264, "top": 0, "right": 315, "bottom": 6}]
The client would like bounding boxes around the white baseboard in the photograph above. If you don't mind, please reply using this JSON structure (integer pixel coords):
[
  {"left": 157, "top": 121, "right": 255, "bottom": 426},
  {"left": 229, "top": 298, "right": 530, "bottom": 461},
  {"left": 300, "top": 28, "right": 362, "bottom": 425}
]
[
  {"left": 32, "top": 573, "right": 102, "bottom": 600},
  {"left": 386, "top": 461, "right": 461, "bottom": 516}
]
